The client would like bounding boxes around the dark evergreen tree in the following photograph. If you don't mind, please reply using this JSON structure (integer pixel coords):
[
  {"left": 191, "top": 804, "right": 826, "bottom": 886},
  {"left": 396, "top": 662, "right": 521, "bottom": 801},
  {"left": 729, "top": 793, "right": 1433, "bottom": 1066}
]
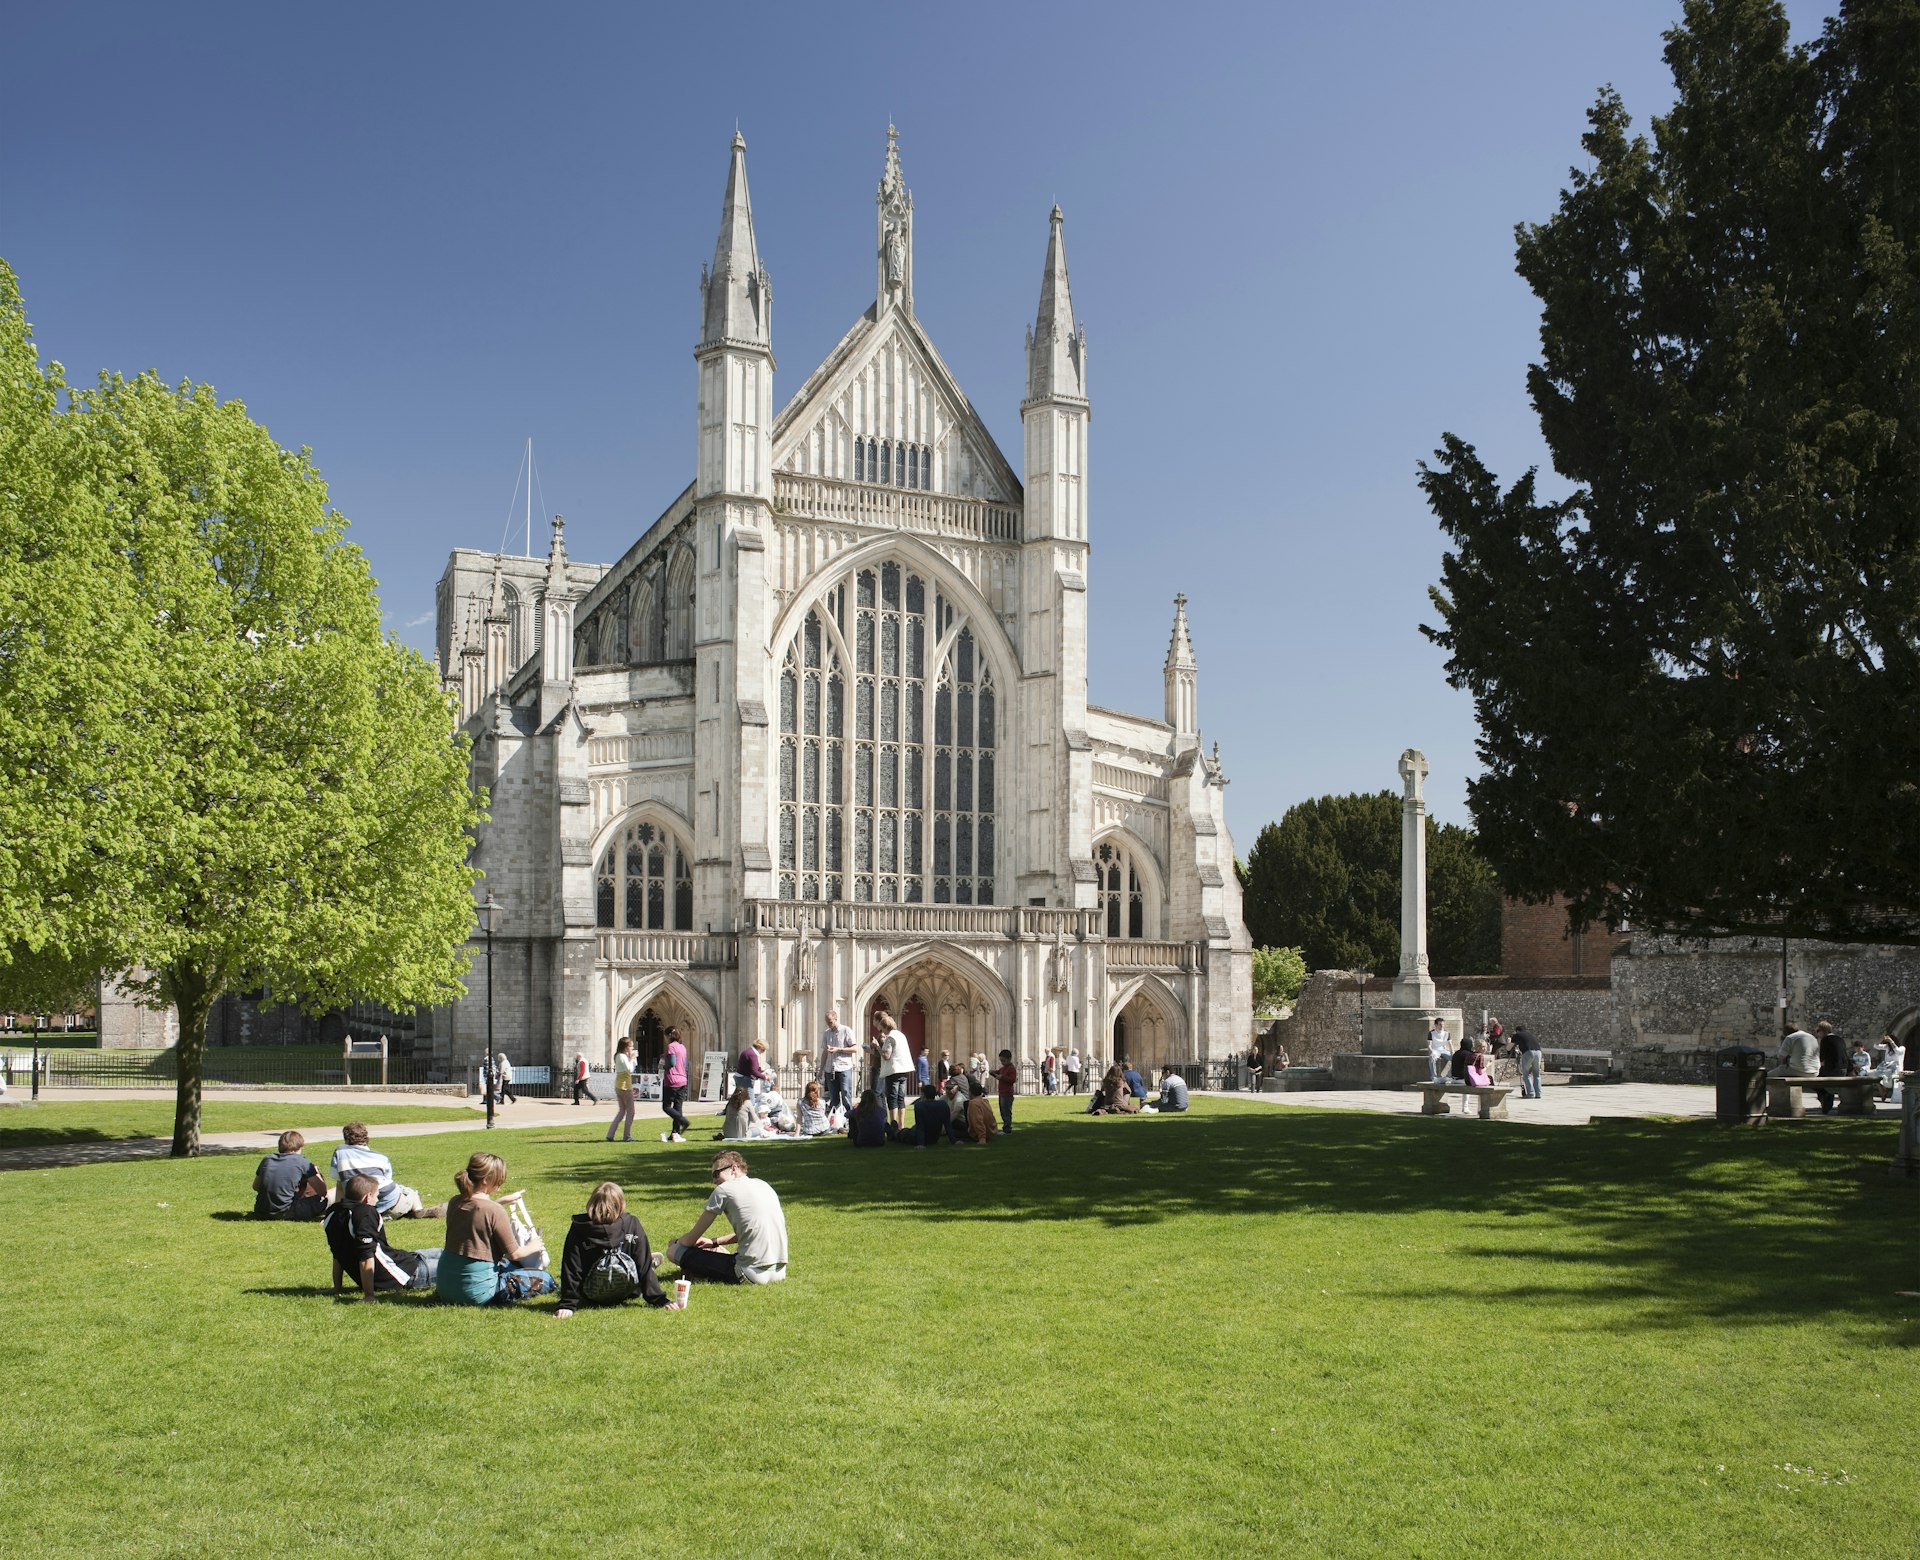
[
  {"left": 1422, "top": 0, "right": 1920, "bottom": 945},
  {"left": 1243, "top": 793, "right": 1501, "bottom": 975}
]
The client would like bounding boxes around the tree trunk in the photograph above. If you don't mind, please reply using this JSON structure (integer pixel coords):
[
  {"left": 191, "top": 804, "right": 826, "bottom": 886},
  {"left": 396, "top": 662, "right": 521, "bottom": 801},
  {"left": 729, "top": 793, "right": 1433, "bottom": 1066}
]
[{"left": 169, "top": 967, "right": 218, "bottom": 1158}]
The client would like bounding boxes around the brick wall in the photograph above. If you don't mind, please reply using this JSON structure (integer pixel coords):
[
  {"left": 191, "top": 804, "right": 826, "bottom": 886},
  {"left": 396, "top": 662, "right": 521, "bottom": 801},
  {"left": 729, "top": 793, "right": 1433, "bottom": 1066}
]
[{"left": 1502, "top": 896, "right": 1631, "bottom": 978}]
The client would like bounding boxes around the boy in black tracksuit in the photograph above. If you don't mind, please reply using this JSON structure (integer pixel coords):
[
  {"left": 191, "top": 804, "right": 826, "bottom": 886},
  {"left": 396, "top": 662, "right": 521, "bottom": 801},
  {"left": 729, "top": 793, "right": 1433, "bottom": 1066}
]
[{"left": 324, "top": 1175, "right": 438, "bottom": 1297}]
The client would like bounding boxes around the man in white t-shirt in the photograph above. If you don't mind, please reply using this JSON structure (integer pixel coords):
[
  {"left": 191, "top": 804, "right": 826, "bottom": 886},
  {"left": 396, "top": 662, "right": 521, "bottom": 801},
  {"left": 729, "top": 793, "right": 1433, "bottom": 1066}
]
[
  {"left": 1426, "top": 1020, "right": 1453, "bottom": 1084},
  {"left": 820, "top": 1007, "right": 858, "bottom": 1118},
  {"left": 1065, "top": 1046, "right": 1083, "bottom": 1094},
  {"left": 667, "top": 1151, "right": 789, "bottom": 1285}
]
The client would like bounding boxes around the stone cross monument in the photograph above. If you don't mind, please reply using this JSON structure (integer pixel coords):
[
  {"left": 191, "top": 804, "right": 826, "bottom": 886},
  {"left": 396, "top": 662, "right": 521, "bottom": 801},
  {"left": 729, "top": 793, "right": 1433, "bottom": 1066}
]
[
  {"left": 1330, "top": 748, "right": 1465, "bottom": 1090},
  {"left": 1392, "top": 748, "right": 1436, "bottom": 1009}
]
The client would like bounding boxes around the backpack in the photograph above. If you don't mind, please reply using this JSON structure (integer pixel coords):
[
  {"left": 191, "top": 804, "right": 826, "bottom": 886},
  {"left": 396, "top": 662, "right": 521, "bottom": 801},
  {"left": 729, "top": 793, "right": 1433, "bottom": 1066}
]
[{"left": 583, "top": 1244, "right": 642, "bottom": 1304}]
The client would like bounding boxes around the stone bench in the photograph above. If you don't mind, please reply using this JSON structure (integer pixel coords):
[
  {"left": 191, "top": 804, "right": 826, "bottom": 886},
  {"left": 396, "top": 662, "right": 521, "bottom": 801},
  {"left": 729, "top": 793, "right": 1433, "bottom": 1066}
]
[
  {"left": 1409, "top": 1081, "right": 1515, "bottom": 1120},
  {"left": 1766, "top": 1074, "right": 1880, "bottom": 1118}
]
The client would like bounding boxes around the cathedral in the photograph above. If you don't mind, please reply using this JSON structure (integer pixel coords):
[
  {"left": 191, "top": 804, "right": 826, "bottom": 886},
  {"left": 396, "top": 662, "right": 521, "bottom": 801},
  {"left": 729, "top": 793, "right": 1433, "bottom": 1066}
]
[{"left": 427, "top": 130, "right": 1251, "bottom": 1083}]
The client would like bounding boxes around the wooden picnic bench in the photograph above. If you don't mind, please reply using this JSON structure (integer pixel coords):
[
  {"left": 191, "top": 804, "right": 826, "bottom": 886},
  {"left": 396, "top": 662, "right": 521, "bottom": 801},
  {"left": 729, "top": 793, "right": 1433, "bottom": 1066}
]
[
  {"left": 1766, "top": 1074, "right": 1879, "bottom": 1118},
  {"left": 1409, "top": 1081, "right": 1515, "bottom": 1120}
]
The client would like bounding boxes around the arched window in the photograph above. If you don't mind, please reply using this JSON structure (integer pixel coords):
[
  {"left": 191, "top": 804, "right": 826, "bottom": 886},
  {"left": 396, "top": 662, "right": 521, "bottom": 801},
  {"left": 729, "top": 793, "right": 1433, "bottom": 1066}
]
[
  {"left": 778, "top": 561, "right": 995, "bottom": 904},
  {"left": 501, "top": 584, "right": 521, "bottom": 667},
  {"left": 595, "top": 818, "right": 694, "bottom": 930},
  {"left": 628, "top": 577, "right": 656, "bottom": 663},
  {"left": 663, "top": 548, "right": 695, "bottom": 660},
  {"left": 1093, "top": 836, "right": 1151, "bottom": 939}
]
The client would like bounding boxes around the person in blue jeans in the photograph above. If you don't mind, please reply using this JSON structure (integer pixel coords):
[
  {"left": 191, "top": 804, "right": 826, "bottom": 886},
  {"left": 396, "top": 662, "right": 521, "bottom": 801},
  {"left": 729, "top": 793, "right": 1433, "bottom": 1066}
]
[
  {"left": 1513, "top": 1026, "right": 1543, "bottom": 1099},
  {"left": 435, "top": 1152, "right": 556, "bottom": 1306}
]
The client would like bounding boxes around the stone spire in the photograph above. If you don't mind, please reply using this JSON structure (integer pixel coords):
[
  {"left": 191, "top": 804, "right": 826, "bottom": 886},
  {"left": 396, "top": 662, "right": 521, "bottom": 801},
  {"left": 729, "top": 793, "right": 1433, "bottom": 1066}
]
[
  {"left": 875, "top": 123, "right": 914, "bottom": 313},
  {"left": 700, "top": 132, "right": 771, "bottom": 349},
  {"left": 483, "top": 558, "right": 511, "bottom": 692},
  {"left": 458, "top": 593, "right": 485, "bottom": 722},
  {"left": 1025, "top": 204, "right": 1086, "bottom": 402},
  {"left": 538, "top": 515, "right": 575, "bottom": 712},
  {"left": 1163, "top": 592, "right": 1198, "bottom": 744}
]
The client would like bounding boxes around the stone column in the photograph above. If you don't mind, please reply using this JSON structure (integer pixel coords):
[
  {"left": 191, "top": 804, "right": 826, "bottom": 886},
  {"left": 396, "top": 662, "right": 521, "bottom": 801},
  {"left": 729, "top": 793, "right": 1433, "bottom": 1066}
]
[{"left": 1391, "top": 748, "right": 1437, "bottom": 1009}]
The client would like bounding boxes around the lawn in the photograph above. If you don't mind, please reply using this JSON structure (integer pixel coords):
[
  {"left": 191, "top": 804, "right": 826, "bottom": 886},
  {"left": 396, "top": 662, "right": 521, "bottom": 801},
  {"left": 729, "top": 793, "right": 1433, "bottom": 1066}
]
[
  {"left": 1, "top": 1097, "right": 1915, "bottom": 1558},
  {"left": 0, "top": 1098, "right": 477, "bottom": 1151}
]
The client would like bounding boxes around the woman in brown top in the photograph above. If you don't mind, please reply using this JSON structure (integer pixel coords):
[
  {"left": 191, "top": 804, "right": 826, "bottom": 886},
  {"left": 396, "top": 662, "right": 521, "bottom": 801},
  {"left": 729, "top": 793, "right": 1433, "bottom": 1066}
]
[{"left": 435, "top": 1152, "right": 556, "bottom": 1305}]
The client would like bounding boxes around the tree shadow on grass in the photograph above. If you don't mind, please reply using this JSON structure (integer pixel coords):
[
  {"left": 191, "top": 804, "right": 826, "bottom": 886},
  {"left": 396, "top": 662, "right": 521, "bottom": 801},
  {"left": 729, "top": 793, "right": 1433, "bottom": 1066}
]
[{"left": 555, "top": 1108, "right": 1919, "bottom": 1338}]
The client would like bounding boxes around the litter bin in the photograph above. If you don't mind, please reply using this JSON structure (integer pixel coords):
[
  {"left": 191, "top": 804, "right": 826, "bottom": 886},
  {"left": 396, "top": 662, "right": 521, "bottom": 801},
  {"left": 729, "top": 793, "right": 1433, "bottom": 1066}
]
[{"left": 1716, "top": 1044, "right": 1768, "bottom": 1124}]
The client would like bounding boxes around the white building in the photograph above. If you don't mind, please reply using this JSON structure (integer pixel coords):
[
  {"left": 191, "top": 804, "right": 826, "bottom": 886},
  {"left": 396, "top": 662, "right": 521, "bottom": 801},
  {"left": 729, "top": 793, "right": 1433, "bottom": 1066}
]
[{"left": 429, "top": 130, "right": 1250, "bottom": 1081}]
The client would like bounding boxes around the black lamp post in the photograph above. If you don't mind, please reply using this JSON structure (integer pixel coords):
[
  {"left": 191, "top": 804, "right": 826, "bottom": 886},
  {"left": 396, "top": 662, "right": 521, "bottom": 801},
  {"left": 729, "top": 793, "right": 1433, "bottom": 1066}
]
[
  {"left": 479, "top": 896, "right": 504, "bottom": 1130},
  {"left": 31, "top": 1013, "right": 42, "bottom": 1104}
]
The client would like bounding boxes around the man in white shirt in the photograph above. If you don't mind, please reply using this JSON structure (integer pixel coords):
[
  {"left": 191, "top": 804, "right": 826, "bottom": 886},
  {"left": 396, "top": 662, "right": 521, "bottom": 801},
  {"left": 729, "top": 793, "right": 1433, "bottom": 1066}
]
[
  {"left": 820, "top": 1007, "right": 857, "bottom": 1118},
  {"left": 667, "top": 1151, "right": 789, "bottom": 1286},
  {"left": 1774, "top": 1025, "right": 1819, "bottom": 1077},
  {"left": 1065, "top": 1046, "right": 1083, "bottom": 1094},
  {"left": 330, "top": 1121, "right": 440, "bottom": 1219},
  {"left": 1427, "top": 1020, "right": 1453, "bottom": 1084}
]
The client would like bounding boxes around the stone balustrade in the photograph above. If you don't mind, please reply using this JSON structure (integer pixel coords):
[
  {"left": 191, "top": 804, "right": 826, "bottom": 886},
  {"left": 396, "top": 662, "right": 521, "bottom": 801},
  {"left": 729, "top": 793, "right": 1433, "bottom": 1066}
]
[
  {"left": 1104, "top": 940, "right": 1197, "bottom": 971},
  {"left": 772, "top": 472, "right": 1022, "bottom": 544},
  {"left": 741, "top": 899, "right": 1097, "bottom": 940},
  {"left": 595, "top": 931, "right": 739, "bottom": 968}
]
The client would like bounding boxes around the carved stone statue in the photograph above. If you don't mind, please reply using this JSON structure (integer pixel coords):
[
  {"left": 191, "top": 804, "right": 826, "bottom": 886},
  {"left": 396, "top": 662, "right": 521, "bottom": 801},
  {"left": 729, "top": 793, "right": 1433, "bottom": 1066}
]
[
  {"left": 1048, "top": 926, "right": 1071, "bottom": 996},
  {"left": 793, "top": 932, "right": 816, "bottom": 996},
  {"left": 884, "top": 219, "right": 905, "bottom": 287}
]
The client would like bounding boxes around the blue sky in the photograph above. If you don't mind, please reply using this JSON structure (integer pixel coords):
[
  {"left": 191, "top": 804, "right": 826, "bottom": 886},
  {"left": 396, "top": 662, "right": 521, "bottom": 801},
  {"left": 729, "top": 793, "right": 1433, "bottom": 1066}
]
[{"left": 2, "top": 0, "right": 1824, "bottom": 842}]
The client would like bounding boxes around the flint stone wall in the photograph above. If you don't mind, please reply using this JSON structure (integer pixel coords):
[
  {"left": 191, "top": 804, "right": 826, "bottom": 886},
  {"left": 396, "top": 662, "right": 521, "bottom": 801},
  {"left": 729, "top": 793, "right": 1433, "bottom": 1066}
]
[{"left": 1263, "top": 972, "right": 1611, "bottom": 1066}]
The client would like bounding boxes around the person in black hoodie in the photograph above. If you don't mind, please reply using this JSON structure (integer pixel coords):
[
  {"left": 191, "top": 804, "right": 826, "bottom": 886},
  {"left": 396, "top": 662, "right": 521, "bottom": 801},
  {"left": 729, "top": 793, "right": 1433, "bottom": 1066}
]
[{"left": 555, "top": 1182, "right": 672, "bottom": 1318}]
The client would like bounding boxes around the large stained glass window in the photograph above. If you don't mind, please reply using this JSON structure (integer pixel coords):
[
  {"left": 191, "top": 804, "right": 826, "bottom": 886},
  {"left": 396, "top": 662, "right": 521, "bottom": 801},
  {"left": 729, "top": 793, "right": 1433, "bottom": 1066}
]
[
  {"left": 778, "top": 562, "right": 995, "bottom": 904},
  {"left": 595, "top": 819, "right": 694, "bottom": 930},
  {"left": 1093, "top": 835, "right": 1150, "bottom": 939}
]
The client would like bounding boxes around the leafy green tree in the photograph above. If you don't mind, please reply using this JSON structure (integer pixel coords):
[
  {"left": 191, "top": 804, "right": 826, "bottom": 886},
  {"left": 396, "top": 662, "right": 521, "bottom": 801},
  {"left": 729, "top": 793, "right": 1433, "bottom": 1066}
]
[
  {"left": 1242, "top": 793, "right": 1502, "bottom": 975},
  {"left": 0, "top": 264, "right": 484, "bottom": 1153},
  {"left": 1422, "top": 0, "right": 1920, "bottom": 945},
  {"left": 1250, "top": 946, "right": 1308, "bottom": 1014}
]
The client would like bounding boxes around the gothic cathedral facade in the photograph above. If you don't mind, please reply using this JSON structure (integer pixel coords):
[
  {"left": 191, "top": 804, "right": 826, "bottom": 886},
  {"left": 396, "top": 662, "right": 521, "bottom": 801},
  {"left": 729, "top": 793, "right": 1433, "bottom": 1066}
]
[{"left": 429, "top": 132, "right": 1251, "bottom": 1081}]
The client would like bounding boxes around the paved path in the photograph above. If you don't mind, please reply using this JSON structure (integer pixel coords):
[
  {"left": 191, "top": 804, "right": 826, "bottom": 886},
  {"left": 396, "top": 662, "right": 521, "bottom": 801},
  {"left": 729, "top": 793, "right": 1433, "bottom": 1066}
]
[
  {"left": 0, "top": 1089, "right": 724, "bottom": 1173},
  {"left": 1204, "top": 1079, "right": 1909, "bottom": 1125}
]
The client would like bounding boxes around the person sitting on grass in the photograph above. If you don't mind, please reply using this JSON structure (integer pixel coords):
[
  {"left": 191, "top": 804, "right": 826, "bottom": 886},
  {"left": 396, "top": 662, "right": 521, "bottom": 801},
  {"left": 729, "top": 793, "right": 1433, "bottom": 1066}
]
[
  {"left": 721, "top": 1086, "right": 770, "bottom": 1141},
  {"left": 666, "top": 1150, "right": 789, "bottom": 1286},
  {"left": 1120, "top": 1062, "right": 1146, "bottom": 1103},
  {"left": 1087, "top": 1066, "right": 1137, "bottom": 1116},
  {"left": 253, "top": 1130, "right": 331, "bottom": 1221},
  {"left": 1145, "top": 1065, "right": 1190, "bottom": 1113},
  {"left": 796, "top": 1079, "right": 833, "bottom": 1136},
  {"left": 556, "top": 1181, "right": 673, "bottom": 1318},
  {"left": 435, "top": 1152, "right": 556, "bottom": 1306},
  {"left": 848, "top": 1088, "right": 889, "bottom": 1148},
  {"left": 330, "top": 1122, "right": 440, "bottom": 1220},
  {"left": 911, "top": 1080, "right": 950, "bottom": 1146},
  {"left": 960, "top": 1079, "right": 1000, "bottom": 1142},
  {"left": 324, "top": 1173, "right": 439, "bottom": 1298}
]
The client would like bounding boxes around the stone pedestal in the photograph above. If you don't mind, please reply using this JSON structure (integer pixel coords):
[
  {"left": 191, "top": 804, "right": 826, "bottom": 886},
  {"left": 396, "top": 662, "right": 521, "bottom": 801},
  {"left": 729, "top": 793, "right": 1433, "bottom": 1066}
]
[{"left": 1331, "top": 1005, "right": 1464, "bottom": 1091}]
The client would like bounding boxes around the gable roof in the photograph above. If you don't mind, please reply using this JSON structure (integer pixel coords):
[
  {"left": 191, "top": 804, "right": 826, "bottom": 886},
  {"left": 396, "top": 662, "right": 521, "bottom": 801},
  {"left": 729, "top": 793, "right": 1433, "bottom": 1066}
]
[{"left": 772, "top": 305, "right": 1022, "bottom": 502}]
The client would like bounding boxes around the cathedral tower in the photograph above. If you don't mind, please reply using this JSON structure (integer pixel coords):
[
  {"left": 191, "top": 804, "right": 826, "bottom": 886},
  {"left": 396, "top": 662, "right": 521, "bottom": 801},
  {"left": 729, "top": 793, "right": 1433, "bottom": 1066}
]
[
  {"left": 1019, "top": 205, "right": 1094, "bottom": 905},
  {"left": 693, "top": 133, "right": 776, "bottom": 917}
]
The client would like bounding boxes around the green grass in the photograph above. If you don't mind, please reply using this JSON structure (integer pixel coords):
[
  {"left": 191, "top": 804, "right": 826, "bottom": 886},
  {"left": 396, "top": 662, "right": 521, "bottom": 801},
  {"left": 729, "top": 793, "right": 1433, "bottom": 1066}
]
[
  {"left": 2, "top": 1097, "right": 1916, "bottom": 1558},
  {"left": 0, "top": 1099, "right": 476, "bottom": 1150}
]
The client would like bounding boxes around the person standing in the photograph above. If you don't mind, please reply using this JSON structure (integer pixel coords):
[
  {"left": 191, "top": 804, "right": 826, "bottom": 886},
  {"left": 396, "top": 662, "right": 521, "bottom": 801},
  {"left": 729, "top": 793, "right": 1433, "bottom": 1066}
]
[
  {"left": 873, "top": 1007, "right": 915, "bottom": 1130},
  {"left": 916, "top": 1047, "right": 932, "bottom": 1089},
  {"left": 659, "top": 1026, "right": 690, "bottom": 1143},
  {"left": 1513, "top": 1025, "right": 1543, "bottom": 1100},
  {"left": 494, "top": 1051, "right": 517, "bottom": 1105},
  {"left": 1041, "top": 1051, "right": 1057, "bottom": 1095},
  {"left": 821, "top": 1008, "right": 857, "bottom": 1117},
  {"left": 1065, "top": 1045, "right": 1083, "bottom": 1095},
  {"left": 607, "top": 1037, "right": 637, "bottom": 1142},
  {"left": 994, "top": 1049, "right": 1019, "bottom": 1134},
  {"left": 571, "top": 1052, "right": 598, "bottom": 1106}
]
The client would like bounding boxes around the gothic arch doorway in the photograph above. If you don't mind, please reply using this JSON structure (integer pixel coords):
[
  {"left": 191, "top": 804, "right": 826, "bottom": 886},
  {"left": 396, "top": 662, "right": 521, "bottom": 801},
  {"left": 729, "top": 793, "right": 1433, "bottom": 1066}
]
[
  {"left": 1111, "top": 983, "right": 1179, "bottom": 1075},
  {"left": 628, "top": 990, "right": 701, "bottom": 1072},
  {"left": 864, "top": 956, "right": 1000, "bottom": 1076}
]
